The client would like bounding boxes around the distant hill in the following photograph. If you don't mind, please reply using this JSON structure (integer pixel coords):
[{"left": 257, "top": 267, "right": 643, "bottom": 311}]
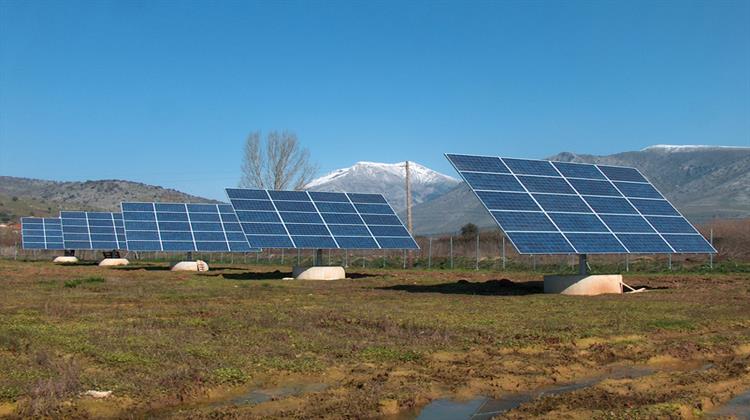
[
  {"left": 0, "top": 177, "right": 217, "bottom": 223},
  {"left": 3, "top": 145, "right": 747, "bottom": 235},
  {"left": 306, "top": 161, "right": 459, "bottom": 212},
  {"left": 408, "top": 145, "right": 750, "bottom": 235}
]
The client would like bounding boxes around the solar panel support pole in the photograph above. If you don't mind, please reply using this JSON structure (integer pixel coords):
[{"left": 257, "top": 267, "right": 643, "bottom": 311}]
[
  {"left": 315, "top": 249, "right": 323, "bottom": 266},
  {"left": 625, "top": 254, "right": 629, "bottom": 272},
  {"left": 578, "top": 254, "right": 588, "bottom": 276},
  {"left": 668, "top": 254, "right": 672, "bottom": 271},
  {"left": 187, "top": 251, "right": 193, "bottom": 261}
]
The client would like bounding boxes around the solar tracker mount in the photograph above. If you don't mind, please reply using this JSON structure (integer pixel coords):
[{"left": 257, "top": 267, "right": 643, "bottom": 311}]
[{"left": 446, "top": 153, "right": 716, "bottom": 256}]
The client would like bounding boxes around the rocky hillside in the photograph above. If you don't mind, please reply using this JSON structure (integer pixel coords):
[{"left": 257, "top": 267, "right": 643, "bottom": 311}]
[{"left": 0, "top": 177, "right": 216, "bottom": 223}]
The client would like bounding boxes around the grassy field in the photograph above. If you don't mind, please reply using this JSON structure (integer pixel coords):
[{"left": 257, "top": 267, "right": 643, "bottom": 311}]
[{"left": 0, "top": 259, "right": 748, "bottom": 419}]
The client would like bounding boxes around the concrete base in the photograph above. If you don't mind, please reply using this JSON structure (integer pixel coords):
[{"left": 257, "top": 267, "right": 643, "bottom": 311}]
[
  {"left": 98, "top": 258, "right": 129, "bottom": 267},
  {"left": 544, "top": 274, "right": 623, "bottom": 296},
  {"left": 171, "top": 260, "right": 209, "bottom": 272},
  {"left": 292, "top": 266, "right": 346, "bottom": 280},
  {"left": 53, "top": 256, "right": 79, "bottom": 264}
]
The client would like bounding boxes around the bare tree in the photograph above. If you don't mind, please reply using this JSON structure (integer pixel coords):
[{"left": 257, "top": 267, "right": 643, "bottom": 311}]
[{"left": 239, "top": 131, "right": 318, "bottom": 190}]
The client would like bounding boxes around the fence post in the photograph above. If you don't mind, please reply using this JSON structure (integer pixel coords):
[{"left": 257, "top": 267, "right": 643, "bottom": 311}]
[
  {"left": 709, "top": 228, "right": 714, "bottom": 269},
  {"left": 625, "top": 254, "right": 629, "bottom": 272},
  {"left": 256, "top": 250, "right": 259, "bottom": 264},
  {"left": 532, "top": 255, "right": 536, "bottom": 271},
  {"left": 402, "top": 249, "right": 406, "bottom": 269},
  {"left": 428, "top": 237, "right": 432, "bottom": 269},
  {"left": 475, "top": 234, "right": 479, "bottom": 270},
  {"left": 450, "top": 236, "right": 454, "bottom": 269},
  {"left": 382, "top": 251, "right": 386, "bottom": 268},
  {"left": 502, "top": 235, "right": 506, "bottom": 270},
  {"left": 668, "top": 254, "right": 672, "bottom": 271}
]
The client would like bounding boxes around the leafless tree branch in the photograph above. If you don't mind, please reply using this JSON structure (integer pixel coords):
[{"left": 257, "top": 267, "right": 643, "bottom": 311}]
[{"left": 239, "top": 130, "right": 318, "bottom": 191}]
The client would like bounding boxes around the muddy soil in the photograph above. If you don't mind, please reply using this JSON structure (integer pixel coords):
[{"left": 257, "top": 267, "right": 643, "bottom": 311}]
[{"left": 0, "top": 260, "right": 748, "bottom": 418}]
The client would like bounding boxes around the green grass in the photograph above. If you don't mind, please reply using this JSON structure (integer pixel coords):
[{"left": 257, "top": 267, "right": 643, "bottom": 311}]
[
  {"left": 0, "top": 259, "right": 748, "bottom": 418},
  {"left": 63, "top": 276, "right": 105, "bottom": 288}
]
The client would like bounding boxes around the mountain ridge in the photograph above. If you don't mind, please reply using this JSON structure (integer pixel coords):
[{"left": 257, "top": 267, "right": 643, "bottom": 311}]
[{"left": 0, "top": 176, "right": 217, "bottom": 223}]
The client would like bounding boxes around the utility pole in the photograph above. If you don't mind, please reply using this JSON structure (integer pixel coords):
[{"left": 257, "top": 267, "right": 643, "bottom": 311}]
[{"left": 405, "top": 160, "right": 413, "bottom": 267}]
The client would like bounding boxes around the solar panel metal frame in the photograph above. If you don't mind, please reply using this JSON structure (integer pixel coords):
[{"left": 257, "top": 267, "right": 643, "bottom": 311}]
[
  {"left": 60, "top": 211, "right": 127, "bottom": 250},
  {"left": 120, "top": 202, "right": 259, "bottom": 252},
  {"left": 21, "top": 217, "right": 64, "bottom": 250},
  {"left": 446, "top": 153, "right": 716, "bottom": 255},
  {"left": 225, "top": 189, "right": 419, "bottom": 250}
]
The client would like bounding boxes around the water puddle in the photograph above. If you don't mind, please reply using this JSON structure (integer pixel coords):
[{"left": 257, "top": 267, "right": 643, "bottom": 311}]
[
  {"left": 210, "top": 382, "right": 328, "bottom": 408},
  {"left": 710, "top": 388, "right": 750, "bottom": 418},
  {"left": 401, "top": 365, "right": 654, "bottom": 420}
]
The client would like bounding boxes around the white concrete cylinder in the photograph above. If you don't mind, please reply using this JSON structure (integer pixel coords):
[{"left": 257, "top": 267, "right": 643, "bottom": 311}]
[
  {"left": 171, "top": 260, "right": 209, "bottom": 272},
  {"left": 292, "top": 266, "right": 346, "bottom": 280},
  {"left": 98, "top": 258, "right": 129, "bottom": 267},
  {"left": 544, "top": 274, "right": 623, "bottom": 295},
  {"left": 53, "top": 256, "right": 79, "bottom": 264}
]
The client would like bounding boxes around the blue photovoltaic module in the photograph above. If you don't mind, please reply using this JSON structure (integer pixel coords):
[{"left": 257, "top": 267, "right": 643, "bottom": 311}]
[
  {"left": 60, "top": 211, "right": 127, "bottom": 250},
  {"left": 225, "top": 189, "right": 419, "bottom": 250},
  {"left": 21, "top": 217, "right": 64, "bottom": 250},
  {"left": 120, "top": 202, "right": 258, "bottom": 252},
  {"left": 446, "top": 154, "right": 715, "bottom": 255}
]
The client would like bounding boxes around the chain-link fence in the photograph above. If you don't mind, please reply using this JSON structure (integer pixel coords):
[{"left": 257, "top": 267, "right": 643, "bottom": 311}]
[{"left": 4, "top": 228, "right": 740, "bottom": 273}]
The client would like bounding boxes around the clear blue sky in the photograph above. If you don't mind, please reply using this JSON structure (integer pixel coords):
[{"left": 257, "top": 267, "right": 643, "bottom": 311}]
[{"left": 1, "top": 0, "right": 748, "bottom": 200}]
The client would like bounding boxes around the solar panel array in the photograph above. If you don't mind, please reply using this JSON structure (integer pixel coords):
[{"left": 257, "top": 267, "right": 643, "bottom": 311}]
[
  {"left": 21, "top": 218, "right": 64, "bottom": 250},
  {"left": 226, "top": 189, "right": 419, "bottom": 249},
  {"left": 446, "top": 154, "right": 715, "bottom": 255},
  {"left": 121, "top": 203, "right": 257, "bottom": 252},
  {"left": 60, "top": 211, "right": 127, "bottom": 250}
]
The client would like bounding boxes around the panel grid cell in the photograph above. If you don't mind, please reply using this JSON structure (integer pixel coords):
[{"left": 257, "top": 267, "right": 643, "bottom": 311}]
[
  {"left": 446, "top": 153, "right": 715, "bottom": 254},
  {"left": 225, "top": 189, "right": 419, "bottom": 249},
  {"left": 21, "top": 218, "right": 64, "bottom": 250},
  {"left": 60, "top": 211, "right": 127, "bottom": 250},
  {"left": 121, "top": 202, "right": 258, "bottom": 252}
]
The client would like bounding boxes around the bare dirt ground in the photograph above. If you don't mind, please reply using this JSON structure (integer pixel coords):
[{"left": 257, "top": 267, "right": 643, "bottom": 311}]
[{"left": 0, "top": 259, "right": 748, "bottom": 419}]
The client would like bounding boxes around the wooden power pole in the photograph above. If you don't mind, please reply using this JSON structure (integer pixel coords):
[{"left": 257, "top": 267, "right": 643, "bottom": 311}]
[{"left": 405, "top": 161, "right": 413, "bottom": 267}]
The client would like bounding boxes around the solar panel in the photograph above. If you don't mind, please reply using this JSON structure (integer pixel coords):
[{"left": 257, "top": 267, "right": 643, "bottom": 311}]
[
  {"left": 120, "top": 202, "right": 258, "bottom": 252},
  {"left": 60, "top": 211, "right": 127, "bottom": 250},
  {"left": 21, "top": 217, "right": 64, "bottom": 250},
  {"left": 446, "top": 154, "right": 715, "bottom": 254},
  {"left": 225, "top": 189, "right": 419, "bottom": 250}
]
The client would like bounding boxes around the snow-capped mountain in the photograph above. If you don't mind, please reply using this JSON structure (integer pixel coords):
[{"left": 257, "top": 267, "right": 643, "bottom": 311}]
[
  {"left": 306, "top": 161, "right": 459, "bottom": 212},
  {"left": 641, "top": 144, "right": 749, "bottom": 152}
]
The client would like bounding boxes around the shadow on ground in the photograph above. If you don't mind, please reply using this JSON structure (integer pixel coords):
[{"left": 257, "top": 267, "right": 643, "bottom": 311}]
[
  {"left": 378, "top": 279, "right": 543, "bottom": 296},
  {"left": 217, "top": 271, "right": 376, "bottom": 281},
  {"left": 113, "top": 266, "right": 173, "bottom": 271},
  {"left": 217, "top": 270, "right": 290, "bottom": 280}
]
